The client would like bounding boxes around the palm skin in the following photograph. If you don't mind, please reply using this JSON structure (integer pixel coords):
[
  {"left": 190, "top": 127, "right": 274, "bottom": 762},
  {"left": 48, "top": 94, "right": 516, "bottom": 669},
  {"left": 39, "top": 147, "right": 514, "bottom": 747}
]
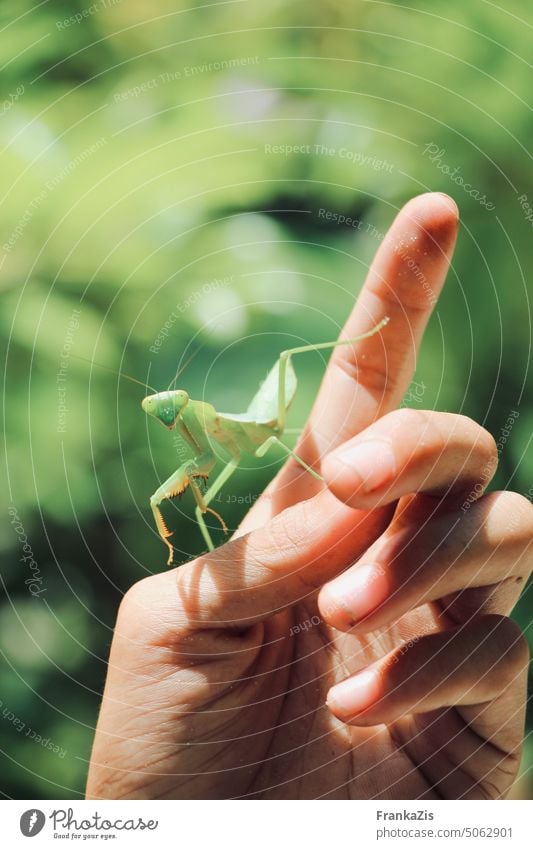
[{"left": 87, "top": 194, "right": 531, "bottom": 800}]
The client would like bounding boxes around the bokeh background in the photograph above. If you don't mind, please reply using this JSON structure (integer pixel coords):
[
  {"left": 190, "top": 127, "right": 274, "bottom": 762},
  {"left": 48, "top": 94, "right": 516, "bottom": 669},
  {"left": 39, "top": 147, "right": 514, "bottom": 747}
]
[{"left": 1, "top": 0, "right": 531, "bottom": 799}]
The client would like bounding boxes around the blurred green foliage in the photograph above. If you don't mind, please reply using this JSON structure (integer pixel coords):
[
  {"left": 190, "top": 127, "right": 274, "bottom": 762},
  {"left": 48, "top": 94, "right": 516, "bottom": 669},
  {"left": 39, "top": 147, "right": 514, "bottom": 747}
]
[{"left": 1, "top": 0, "right": 531, "bottom": 799}]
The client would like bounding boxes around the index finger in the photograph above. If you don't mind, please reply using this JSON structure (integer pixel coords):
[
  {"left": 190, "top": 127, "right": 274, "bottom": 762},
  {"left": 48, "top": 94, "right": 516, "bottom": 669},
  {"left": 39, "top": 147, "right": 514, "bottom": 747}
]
[
  {"left": 307, "top": 192, "right": 459, "bottom": 460},
  {"left": 240, "top": 192, "right": 459, "bottom": 530}
]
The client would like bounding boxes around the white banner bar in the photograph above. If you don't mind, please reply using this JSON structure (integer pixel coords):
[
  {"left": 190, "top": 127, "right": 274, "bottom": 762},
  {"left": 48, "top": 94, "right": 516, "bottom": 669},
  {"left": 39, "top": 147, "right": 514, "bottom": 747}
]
[{"left": 2, "top": 799, "right": 531, "bottom": 848}]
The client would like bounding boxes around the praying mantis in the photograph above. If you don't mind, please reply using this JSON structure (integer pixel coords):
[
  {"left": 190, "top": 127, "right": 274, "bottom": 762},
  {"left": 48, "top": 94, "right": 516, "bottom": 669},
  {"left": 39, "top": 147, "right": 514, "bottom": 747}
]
[{"left": 142, "top": 316, "right": 389, "bottom": 564}]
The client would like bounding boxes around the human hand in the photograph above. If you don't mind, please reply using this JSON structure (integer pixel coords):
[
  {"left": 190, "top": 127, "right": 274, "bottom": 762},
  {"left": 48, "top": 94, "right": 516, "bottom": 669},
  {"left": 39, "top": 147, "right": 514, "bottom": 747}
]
[{"left": 86, "top": 193, "right": 532, "bottom": 799}]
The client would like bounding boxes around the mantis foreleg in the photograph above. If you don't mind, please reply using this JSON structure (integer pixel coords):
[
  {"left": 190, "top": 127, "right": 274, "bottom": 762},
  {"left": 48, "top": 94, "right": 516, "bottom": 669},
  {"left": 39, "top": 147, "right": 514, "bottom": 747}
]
[
  {"left": 276, "top": 316, "right": 390, "bottom": 431},
  {"left": 150, "top": 451, "right": 216, "bottom": 565},
  {"left": 194, "top": 455, "right": 240, "bottom": 552}
]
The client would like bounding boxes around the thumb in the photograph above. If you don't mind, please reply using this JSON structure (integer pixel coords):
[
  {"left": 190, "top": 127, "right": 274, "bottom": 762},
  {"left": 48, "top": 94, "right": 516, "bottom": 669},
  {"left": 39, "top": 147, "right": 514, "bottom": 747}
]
[{"left": 175, "top": 489, "right": 392, "bottom": 630}]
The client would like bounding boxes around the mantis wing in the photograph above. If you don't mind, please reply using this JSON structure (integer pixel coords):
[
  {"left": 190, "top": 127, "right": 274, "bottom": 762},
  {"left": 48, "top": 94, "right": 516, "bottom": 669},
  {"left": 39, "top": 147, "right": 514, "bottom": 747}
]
[
  {"left": 245, "top": 357, "right": 297, "bottom": 423},
  {"left": 217, "top": 358, "right": 297, "bottom": 425}
]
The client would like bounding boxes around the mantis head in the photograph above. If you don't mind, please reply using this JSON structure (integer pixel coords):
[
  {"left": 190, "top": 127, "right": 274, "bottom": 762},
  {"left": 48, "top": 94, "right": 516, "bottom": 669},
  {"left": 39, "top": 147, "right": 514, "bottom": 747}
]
[{"left": 141, "top": 390, "right": 189, "bottom": 429}]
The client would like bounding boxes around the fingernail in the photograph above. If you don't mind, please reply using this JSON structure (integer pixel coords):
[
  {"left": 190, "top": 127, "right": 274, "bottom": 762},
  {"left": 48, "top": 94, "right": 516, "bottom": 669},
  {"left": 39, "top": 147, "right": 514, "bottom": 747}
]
[
  {"left": 327, "top": 667, "right": 381, "bottom": 719},
  {"left": 331, "top": 439, "right": 396, "bottom": 493},
  {"left": 321, "top": 562, "right": 389, "bottom": 626},
  {"left": 435, "top": 192, "right": 459, "bottom": 215}
]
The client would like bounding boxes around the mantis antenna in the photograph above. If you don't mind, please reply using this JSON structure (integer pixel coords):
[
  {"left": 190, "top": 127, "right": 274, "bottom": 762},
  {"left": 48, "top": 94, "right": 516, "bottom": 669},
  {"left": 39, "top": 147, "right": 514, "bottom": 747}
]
[
  {"left": 70, "top": 355, "right": 159, "bottom": 394},
  {"left": 72, "top": 343, "right": 206, "bottom": 395},
  {"left": 167, "top": 343, "right": 206, "bottom": 391}
]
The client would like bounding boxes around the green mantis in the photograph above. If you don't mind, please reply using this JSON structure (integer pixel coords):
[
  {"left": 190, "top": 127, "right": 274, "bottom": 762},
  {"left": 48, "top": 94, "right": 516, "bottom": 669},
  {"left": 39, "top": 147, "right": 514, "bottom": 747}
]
[{"left": 142, "top": 317, "right": 389, "bottom": 564}]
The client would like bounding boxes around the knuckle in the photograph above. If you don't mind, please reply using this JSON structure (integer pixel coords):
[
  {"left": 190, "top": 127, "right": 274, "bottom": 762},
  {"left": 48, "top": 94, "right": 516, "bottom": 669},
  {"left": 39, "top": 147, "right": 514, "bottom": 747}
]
[
  {"left": 454, "top": 415, "right": 498, "bottom": 466},
  {"left": 335, "top": 354, "right": 393, "bottom": 394},
  {"left": 433, "top": 415, "right": 498, "bottom": 490},
  {"left": 482, "top": 614, "right": 530, "bottom": 677},
  {"left": 116, "top": 579, "right": 153, "bottom": 635},
  {"left": 490, "top": 490, "right": 533, "bottom": 542},
  {"left": 244, "top": 509, "right": 310, "bottom": 589},
  {"left": 509, "top": 630, "right": 530, "bottom": 676},
  {"left": 119, "top": 575, "right": 154, "bottom": 616},
  {"left": 389, "top": 410, "right": 496, "bottom": 459},
  {"left": 380, "top": 635, "right": 426, "bottom": 698},
  {"left": 119, "top": 571, "right": 185, "bottom": 634},
  {"left": 478, "top": 429, "right": 498, "bottom": 471},
  {"left": 501, "top": 625, "right": 530, "bottom": 677},
  {"left": 389, "top": 406, "right": 431, "bottom": 434},
  {"left": 269, "top": 505, "right": 310, "bottom": 559},
  {"left": 506, "top": 490, "right": 533, "bottom": 527},
  {"left": 466, "top": 418, "right": 498, "bottom": 463},
  {"left": 453, "top": 413, "right": 483, "bottom": 432}
]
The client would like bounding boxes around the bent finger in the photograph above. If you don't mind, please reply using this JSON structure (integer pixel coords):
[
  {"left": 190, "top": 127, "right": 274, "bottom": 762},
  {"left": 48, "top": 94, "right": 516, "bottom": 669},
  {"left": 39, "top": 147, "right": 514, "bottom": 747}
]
[
  {"left": 322, "top": 409, "right": 498, "bottom": 509},
  {"left": 318, "top": 490, "right": 533, "bottom": 633},
  {"left": 327, "top": 614, "right": 529, "bottom": 756}
]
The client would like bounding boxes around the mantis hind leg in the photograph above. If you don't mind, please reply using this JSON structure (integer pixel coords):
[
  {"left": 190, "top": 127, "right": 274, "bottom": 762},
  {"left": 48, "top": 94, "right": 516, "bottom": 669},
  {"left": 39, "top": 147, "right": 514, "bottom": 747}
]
[
  {"left": 150, "top": 451, "right": 216, "bottom": 565},
  {"left": 255, "top": 436, "right": 323, "bottom": 482},
  {"left": 194, "top": 456, "right": 240, "bottom": 552},
  {"left": 276, "top": 316, "right": 390, "bottom": 431}
]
